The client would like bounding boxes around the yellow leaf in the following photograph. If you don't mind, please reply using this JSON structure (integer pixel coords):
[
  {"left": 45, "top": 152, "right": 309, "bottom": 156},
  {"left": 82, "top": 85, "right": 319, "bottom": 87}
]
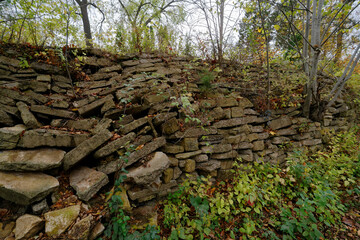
[
  {"left": 135, "top": 144, "right": 144, "bottom": 151},
  {"left": 274, "top": 25, "right": 280, "bottom": 31}
]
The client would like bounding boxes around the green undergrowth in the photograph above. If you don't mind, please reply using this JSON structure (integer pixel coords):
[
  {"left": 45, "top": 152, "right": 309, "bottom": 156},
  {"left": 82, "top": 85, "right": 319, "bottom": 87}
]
[
  {"left": 159, "top": 128, "right": 360, "bottom": 240},
  {"left": 102, "top": 128, "right": 360, "bottom": 239},
  {"left": 103, "top": 145, "right": 161, "bottom": 240}
]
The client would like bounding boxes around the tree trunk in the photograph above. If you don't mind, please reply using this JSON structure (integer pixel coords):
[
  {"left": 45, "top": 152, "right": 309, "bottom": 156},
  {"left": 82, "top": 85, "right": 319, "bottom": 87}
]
[
  {"left": 257, "top": 0, "right": 270, "bottom": 100},
  {"left": 303, "top": 0, "right": 324, "bottom": 118},
  {"left": 302, "top": 0, "right": 311, "bottom": 75},
  {"left": 218, "top": 0, "right": 225, "bottom": 64},
  {"left": 334, "top": 29, "right": 343, "bottom": 63},
  {"left": 75, "top": 0, "right": 93, "bottom": 48},
  {"left": 303, "top": 48, "right": 321, "bottom": 118}
]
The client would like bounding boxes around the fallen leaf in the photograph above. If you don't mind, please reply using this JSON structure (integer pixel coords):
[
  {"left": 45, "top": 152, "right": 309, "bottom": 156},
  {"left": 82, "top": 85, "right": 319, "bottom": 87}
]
[
  {"left": 343, "top": 216, "right": 355, "bottom": 227},
  {"left": 136, "top": 144, "right": 144, "bottom": 151}
]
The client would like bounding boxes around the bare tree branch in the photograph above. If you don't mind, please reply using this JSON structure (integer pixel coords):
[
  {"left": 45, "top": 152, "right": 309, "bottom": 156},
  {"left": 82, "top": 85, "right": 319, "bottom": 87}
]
[
  {"left": 87, "top": 2, "right": 105, "bottom": 32},
  {"left": 276, "top": 3, "right": 315, "bottom": 51},
  {"left": 320, "top": 0, "right": 351, "bottom": 42},
  {"left": 321, "top": 2, "right": 360, "bottom": 46}
]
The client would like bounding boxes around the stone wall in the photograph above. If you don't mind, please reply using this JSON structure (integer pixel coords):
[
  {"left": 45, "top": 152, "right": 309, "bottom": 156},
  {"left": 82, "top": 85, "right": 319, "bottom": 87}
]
[{"left": 0, "top": 50, "right": 350, "bottom": 239}]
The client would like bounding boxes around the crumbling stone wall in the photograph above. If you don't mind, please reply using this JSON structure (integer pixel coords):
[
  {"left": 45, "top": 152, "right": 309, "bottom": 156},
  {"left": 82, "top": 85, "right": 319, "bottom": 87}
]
[{"left": 0, "top": 50, "right": 350, "bottom": 239}]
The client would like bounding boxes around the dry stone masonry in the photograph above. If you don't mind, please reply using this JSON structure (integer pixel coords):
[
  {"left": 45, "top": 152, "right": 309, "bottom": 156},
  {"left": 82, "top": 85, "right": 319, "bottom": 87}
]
[{"left": 0, "top": 50, "right": 351, "bottom": 239}]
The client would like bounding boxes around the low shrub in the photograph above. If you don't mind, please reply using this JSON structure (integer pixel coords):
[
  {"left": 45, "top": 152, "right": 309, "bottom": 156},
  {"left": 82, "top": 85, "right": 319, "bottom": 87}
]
[{"left": 159, "top": 128, "right": 360, "bottom": 239}]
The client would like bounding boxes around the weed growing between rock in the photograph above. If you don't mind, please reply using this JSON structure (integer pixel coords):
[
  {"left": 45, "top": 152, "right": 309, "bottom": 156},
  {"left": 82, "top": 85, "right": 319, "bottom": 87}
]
[{"left": 103, "top": 145, "right": 160, "bottom": 240}]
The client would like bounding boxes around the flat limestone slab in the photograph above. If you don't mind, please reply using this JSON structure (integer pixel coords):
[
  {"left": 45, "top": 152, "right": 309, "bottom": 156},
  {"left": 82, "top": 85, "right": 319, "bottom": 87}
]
[
  {"left": 18, "top": 129, "right": 89, "bottom": 148},
  {"left": 63, "top": 129, "right": 113, "bottom": 170},
  {"left": 126, "top": 137, "right": 166, "bottom": 167},
  {"left": 70, "top": 166, "right": 109, "bottom": 201},
  {"left": 16, "top": 101, "right": 41, "bottom": 129},
  {"left": 0, "top": 171, "right": 59, "bottom": 205},
  {"left": 78, "top": 95, "right": 113, "bottom": 116},
  {"left": 0, "top": 124, "right": 26, "bottom": 149},
  {"left": 0, "top": 148, "right": 65, "bottom": 171},
  {"left": 126, "top": 152, "right": 170, "bottom": 185},
  {"left": 30, "top": 105, "right": 76, "bottom": 119},
  {"left": 93, "top": 132, "right": 136, "bottom": 159}
]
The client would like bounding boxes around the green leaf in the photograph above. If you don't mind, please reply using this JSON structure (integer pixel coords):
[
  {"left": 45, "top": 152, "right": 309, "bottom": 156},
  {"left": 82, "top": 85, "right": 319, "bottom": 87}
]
[
  {"left": 179, "top": 227, "right": 186, "bottom": 239},
  {"left": 170, "top": 229, "right": 179, "bottom": 240}
]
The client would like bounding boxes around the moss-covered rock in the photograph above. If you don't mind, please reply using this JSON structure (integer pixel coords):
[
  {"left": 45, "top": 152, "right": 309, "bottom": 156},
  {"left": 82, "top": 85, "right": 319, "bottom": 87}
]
[{"left": 44, "top": 205, "right": 80, "bottom": 237}]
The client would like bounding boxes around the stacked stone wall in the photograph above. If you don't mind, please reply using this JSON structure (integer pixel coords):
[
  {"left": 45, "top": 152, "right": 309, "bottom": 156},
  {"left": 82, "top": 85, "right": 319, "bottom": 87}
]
[{"left": 0, "top": 50, "right": 351, "bottom": 239}]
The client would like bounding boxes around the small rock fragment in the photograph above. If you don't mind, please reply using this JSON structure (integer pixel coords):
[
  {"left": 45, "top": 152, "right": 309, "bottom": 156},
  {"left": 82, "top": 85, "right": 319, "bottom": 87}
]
[
  {"left": 14, "top": 214, "right": 44, "bottom": 240},
  {"left": 16, "top": 102, "right": 41, "bottom": 129},
  {"left": 68, "top": 215, "right": 93, "bottom": 240}
]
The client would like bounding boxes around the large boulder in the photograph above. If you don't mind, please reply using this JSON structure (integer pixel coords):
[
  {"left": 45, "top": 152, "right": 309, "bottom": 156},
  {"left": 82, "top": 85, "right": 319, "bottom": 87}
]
[
  {"left": 0, "top": 171, "right": 59, "bottom": 205},
  {"left": 0, "top": 148, "right": 65, "bottom": 171}
]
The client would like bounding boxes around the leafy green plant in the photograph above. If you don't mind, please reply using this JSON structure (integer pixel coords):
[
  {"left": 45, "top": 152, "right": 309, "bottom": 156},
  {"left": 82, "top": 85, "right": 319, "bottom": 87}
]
[
  {"left": 170, "top": 93, "right": 201, "bottom": 125},
  {"left": 105, "top": 170, "right": 130, "bottom": 240},
  {"left": 199, "top": 70, "right": 215, "bottom": 91},
  {"left": 104, "top": 145, "right": 160, "bottom": 240},
  {"left": 18, "top": 56, "right": 29, "bottom": 68},
  {"left": 159, "top": 127, "right": 360, "bottom": 239},
  {"left": 280, "top": 189, "right": 344, "bottom": 240}
]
